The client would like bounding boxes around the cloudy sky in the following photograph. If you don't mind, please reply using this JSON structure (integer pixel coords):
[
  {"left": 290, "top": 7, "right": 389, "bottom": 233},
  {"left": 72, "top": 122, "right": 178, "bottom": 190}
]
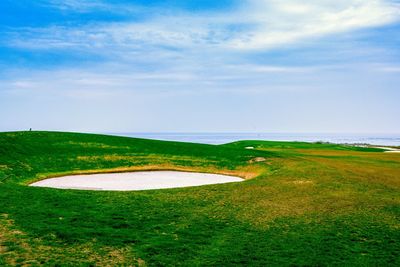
[{"left": 1, "top": 0, "right": 400, "bottom": 133}]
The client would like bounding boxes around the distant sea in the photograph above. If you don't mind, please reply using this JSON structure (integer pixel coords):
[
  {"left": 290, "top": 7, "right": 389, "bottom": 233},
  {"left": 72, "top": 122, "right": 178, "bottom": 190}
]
[{"left": 109, "top": 133, "right": 400, "bottom": 147}]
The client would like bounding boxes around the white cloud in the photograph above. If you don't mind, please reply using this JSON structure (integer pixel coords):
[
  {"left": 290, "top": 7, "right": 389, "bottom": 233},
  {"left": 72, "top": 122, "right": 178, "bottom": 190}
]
[
  {"left": 379, "top": 66, "right": 400, "bottom": 72},
  {"left": 227, "top": 64, "right": 315, "bottom": 73},
  {"left": 2, "top": 1, "right": 400, "bottom": 100},
  {"left": 6, "top": 0, "right": 400, "bottom": 53},
  {"left": 41, "top": 0, "right": 115, "bottom": 12},
  {"left": 231, "top": 0, "right": 400, "bottom": 49},
  {"left": 1, "top": 61, "right": 321, "bottom": 99}
]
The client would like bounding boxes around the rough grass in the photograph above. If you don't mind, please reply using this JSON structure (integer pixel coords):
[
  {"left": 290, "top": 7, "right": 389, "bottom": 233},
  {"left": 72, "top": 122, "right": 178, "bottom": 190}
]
[{"left": 0, "top": 131, "right": 399, "bottom": 266}]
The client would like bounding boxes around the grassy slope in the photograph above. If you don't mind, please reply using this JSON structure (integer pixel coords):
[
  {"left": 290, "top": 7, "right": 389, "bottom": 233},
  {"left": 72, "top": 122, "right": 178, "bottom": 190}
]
[{"left": 0, "top": 131, "right": 399, "bottom": 266}]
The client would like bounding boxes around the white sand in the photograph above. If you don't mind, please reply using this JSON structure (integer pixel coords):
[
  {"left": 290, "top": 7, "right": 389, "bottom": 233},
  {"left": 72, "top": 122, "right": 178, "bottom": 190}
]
[
  {"left": 30, "top": 171, "right": 243, "bottom": 191},
  {"left": 373, "top": 147, "right": 400, "bottom": 153}
]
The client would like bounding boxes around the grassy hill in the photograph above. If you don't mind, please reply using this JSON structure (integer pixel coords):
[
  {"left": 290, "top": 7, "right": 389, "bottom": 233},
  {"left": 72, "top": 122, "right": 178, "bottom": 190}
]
[{"left": 0, "top": 131, "right": 399, "bottom": 266}]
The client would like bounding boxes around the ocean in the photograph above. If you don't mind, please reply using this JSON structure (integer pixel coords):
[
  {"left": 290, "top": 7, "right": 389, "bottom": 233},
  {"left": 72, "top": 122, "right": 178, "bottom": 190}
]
[{"left": 109, "top": 133, "right": 400, "bottom": 147}]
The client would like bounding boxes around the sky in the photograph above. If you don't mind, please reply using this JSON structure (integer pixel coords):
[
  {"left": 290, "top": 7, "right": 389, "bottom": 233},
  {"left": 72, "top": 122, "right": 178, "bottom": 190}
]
[{"left": 1, "top": 0, "right": 400, "bottom": 133}]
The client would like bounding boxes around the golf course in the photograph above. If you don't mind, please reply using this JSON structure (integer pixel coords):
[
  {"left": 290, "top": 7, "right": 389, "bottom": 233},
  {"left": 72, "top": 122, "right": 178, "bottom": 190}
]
[{"left": 0, "top": 131, "right": 399, "bottom": 266}]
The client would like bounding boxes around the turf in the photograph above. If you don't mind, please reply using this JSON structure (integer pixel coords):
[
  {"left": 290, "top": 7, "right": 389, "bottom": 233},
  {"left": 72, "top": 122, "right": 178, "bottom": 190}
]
[{"left": 0, "top": 131, "right": 399, "bottom": 266}]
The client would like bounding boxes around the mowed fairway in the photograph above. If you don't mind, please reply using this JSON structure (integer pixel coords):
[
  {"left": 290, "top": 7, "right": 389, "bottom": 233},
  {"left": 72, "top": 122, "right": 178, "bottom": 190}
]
[{"left": 0, "top": 132, "right": 399, "bottom": 266}]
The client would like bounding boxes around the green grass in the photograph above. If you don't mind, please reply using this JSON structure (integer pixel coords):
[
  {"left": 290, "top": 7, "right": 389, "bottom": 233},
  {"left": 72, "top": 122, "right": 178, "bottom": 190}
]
[{"left": 0, "top": 131, "right": 399, "bottom": 266}]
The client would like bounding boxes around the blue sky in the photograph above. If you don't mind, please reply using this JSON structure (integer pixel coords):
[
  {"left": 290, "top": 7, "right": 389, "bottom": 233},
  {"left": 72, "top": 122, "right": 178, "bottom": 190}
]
[{"left": 1, "top": 0, "right": 400, "bottom": 133}]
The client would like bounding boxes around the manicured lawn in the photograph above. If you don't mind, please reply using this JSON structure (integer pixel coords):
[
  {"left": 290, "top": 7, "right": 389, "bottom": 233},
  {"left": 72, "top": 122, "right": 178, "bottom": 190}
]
[{"left": 0, "top": 131, "right": 399, "bottom": 266}]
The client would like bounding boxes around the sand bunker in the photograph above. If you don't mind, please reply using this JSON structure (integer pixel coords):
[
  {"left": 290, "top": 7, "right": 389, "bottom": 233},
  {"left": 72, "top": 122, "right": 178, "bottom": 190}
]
[
  {"left": 30, "top": 171, "right": 243, "bottom": 191},
  {"left": 374, "top": 147, "right": 400, "bottom": 153}
]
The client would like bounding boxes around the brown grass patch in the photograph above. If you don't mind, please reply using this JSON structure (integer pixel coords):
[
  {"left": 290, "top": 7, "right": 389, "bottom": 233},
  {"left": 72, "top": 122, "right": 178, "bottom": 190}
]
[
  {"left": 64, "top": 141, "right": 127, "bottom": 149},
  {"left": 249, "top": 157, "right": 267, "bottom": 163},
  {"left": 30, "top": 163, "right": 263, "bottom": 185},
  {"left": 290, "top": 180, "right": 314, "bottom": 185},
  {"left": 223, "top": 153, "right": 400, "bottom": 227},
  {"left": 0, "top": 214, "right": 143, "bottom": 266}
]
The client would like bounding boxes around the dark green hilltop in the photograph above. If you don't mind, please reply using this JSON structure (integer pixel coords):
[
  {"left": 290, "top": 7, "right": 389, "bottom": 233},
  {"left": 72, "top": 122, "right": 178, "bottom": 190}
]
[{"left": 0, "top": 131, "right": 399, "bottom": 266}]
